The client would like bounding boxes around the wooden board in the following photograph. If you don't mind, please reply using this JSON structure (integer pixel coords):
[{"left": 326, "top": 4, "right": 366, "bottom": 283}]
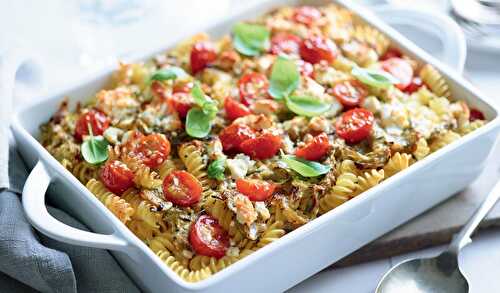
[{"left": 333, "top": 141, "right": 500, "bottom": 268}]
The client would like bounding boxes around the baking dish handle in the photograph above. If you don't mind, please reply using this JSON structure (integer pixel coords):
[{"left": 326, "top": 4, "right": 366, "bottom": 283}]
[
  {"left": 373, "top": 5, "right": 467, "bottom": 73},
  {"left": 22, "top": 161, "right": 131, "bottom": 252}
]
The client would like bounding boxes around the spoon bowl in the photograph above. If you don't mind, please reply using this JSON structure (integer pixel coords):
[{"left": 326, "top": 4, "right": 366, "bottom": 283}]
[{"left": 376, "top": 251, "right": 469, "bottom": 293}]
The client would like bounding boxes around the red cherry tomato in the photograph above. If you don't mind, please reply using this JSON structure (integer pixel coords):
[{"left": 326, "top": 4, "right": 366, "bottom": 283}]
[
  {"left": 297, "top": 60, "right": 314, "bottom": 78},
  {"left": 74, "top": 110, "right": 110, "bottom": 141},
  {"left": 219, "top": 123, "right": 257, "bottom": 152},
  {"left": 381, "top": 58, "right": 413, "bottom": 90},
  {"left": 380, "top": 47, "right": 402, "bottom": 61},
  {"left": 270, "top": 33, "right": 302, "bottom": 55},
  {"left": 236, "top": 178, "right": 276, "bottom": 201},
  {"left": 240, "top": 132, "right": 282, "bottom": 160},
  {"left": 292, "top": 6, "right": 321, "bottom": 26},
  {"left": 100, "top": 160, "right": 135, "bottom": 195},
  {"left": 331, "top": 80, "right": 368, "bottom": 108},
  {"left": 163, "top": 170, "right": 202, "bottom": 207},
  {"left": 189, "top": 215, "right": 229, "bottom": 259},
  {"left": 168, "top": 92, "right": 194, "bottom": 119},
  {"left": 295, "top": 132, "right": 331, "bottom": 161},
  {"left": 470, "top": 108, "right": 485, "bottom": 121},
  {"left": 190, "top": 42, "right": 217, "bottom": 74},
  {"left": 133, "top": 134, "right": 171, "bottom": 168},
  {"left": 336, "top": 108, "right": 374, "bottom": 144},
  {"left": 300, "top": 35, "right": 337, "bottom": 64},
  {"left": 224, "top": 98, "right": 251, "bottom": 121},
  {"left": 238, "top": 72, "right": 270, "bottom": 106},
  {"left": 404, "top": 77, "right": 423, "bottom": 94}
]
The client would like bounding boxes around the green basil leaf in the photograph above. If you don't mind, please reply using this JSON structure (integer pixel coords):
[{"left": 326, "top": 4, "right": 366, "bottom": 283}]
[
  {"left": 208, "top": 158, "right": 226, "bottom": 181},
  {"left": 351, "top": 66, "right": 399, "bottom": 89},
  {"left": 186, "top": 108, "right": 212, "bottom": 138},
  {"left": 202, "top": 102, "right": 218, "bottom": 119},
  {"left": 232, "top": 22, "right": 270, "bottom": 56},
  {"left": 268, "top": 56, "right": 300, "bottom": 100},
  {"left": 81, "top": 136, "right": 109, "bottom": 165},
  {"left": 150, "top": 66, "right": 187, "bottom": 82},
  {"left": 191, "top": 82, "right": 207, "bottom": 106},
  {"left": 281, "top": 154, "right": 330, "bottom": 177},
  {"left": 285, "top": 95, "right": 330, "bottom": 117}
]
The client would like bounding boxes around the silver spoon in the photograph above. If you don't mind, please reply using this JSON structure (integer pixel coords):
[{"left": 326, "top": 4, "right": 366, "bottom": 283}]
[{"left": 376, "top": 179, "right": 500, "bottom": 293}]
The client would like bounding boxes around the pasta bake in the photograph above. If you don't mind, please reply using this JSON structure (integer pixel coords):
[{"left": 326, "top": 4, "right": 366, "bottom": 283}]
[{"left": 39, "top": 4, "right": 487, "bottom": 282}]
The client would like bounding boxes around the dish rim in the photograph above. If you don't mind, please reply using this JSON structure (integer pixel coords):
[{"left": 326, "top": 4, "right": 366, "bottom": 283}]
[{"left": 11, "top": 0, "right": 500, "bottom": 290}]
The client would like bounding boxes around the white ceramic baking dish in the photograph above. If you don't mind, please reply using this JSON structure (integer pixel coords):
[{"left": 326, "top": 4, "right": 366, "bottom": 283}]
[{"left": 11, "top": 0, "right": 500, "bottom": 292}]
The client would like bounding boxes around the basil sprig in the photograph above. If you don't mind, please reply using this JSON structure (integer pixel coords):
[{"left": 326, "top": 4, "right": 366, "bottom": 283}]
[
  {"left": 351, "top": 66, "right": 398, "bottom": 89},
  {"left": 185, "top": 82, "right": 218, "bottom": 138},
  {"left": 285, "top": 95, "right": 330, "bottom": 117},
  {"left": 269, "top": 56, "right": 300, "bottom": 100},
  {"left": 268, "top": 57, "right": 330, "bottom": 117},
  {"left": 81, "top": 124, "right": 109, "bottom": 165},
  {"left": 150, "top": 66, "right": 187, "bottom": 82},
  {"left": 232, "top": 22, "right": 270, "bottom": 56},
  {"left": 208, "top": 158, "right": 226, "bottom": 181},
  {"left": 281, "top": 153, "right": 330, "bottom": 177}
]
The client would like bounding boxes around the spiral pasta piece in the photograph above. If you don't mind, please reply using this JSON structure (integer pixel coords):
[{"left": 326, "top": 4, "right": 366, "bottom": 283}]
[
  {"left": 355, "top": 169, "right": 385, "bottom": 196},
  {"left": 71, "top": 161, "right": 99, "bottom": 184},
  {"left": 383, "top": 152, "right": 411, "bottom": 178},
  {"left": 319, "top": 172, "right": 358, "bottom": 213},
  {"left": 178, "top": 142, "right": 212, "bottom": 197},
  {"left": 157, "top": 250, "right": 212, "bottom": 283},
  {"left": 352, "top": 25, "right": 390, "bottom": 56},
  {"left": 189, "top": 255, "right": 238, "bottom": 273},
  {"left": 256, "top": 221, "right": 285, "bottom": 248},
  {"left": 86, "top": 179, "right": 134, "bottom": 223},
  {"left": 419, "top": 64, "right": 451, "bottom": 98},
  {"left": 413, "top": 138, "right": 430, "bottom": 161},
  {"left": 122, "top": 188, "right": 162, "bottom": 229},
  {"left": 458, "top": 120, "right": 485, "bottom": 136},
  {"left": 429, "top": 130, "right": 461, "bottom": 152}
]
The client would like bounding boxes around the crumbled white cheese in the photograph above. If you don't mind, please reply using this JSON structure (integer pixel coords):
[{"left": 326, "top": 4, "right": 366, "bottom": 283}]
[
  {"left": 254, "top": 202, "right": 270, "bottom": 220},
  {"left": 103, "top": 127, "right": 124, "bottom": 145},
  {"left": 226, "top": 154, "right": 255, "bottom": 179},
  {"left": 226, "top": 247, "right": 240, "bottom": 257},
  {"left": 362, "top": 96, "right": 381, "bottom": 114},
  {"left": 227, "top": 193, "right": 257, "bottom": 226},
  {"left": 206, "top": 138, "right": 226, "bottom": 160}
]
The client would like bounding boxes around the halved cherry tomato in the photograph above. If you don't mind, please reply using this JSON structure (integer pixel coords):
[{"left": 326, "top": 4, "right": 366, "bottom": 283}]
[
  {"left": 300, "top": 35, "right": 337, "bottom": 64},
  {"left": 225, "top": 98, "right": 251, "bottom": 121},
  {"left": 236, "top": 178, "right": 275, "bottom": 201},
  {"left": 169, "top": 92, "right": 194, "bottom": 119},
  {"left": 189, "top": 215, "right": 229, "bottom": 259},
  {"left": 336, "top": 108, "right": 374, "bottom": 144},
  {"left": 297, "top": 60, "right": 314, "bottom": 78},
  {"left": 295, "top": 132, "right": 331, "bottom": 161},
  {"left": 173, "top": 81, "right": 194, "bottom": 94},
  {"left": 163, "top": 170, "right": 202, "bottom": 207},
  {"left": 238, "top": 72, "right": 270, "bottom": 106},
  {"left": 240, "top": 132, "right": 282, "bottom": 160},
  {"left": 100, "top": 160, "right": 135, "bottom": 195},
  {"left": 470, "top": 108, "right": 485, "bottom": 121},
  {"left": 404, "top": 77, "right": 423, "bottom": 94},
  {"left": 380, "top": 47, "right": 402, "bottom": 61},
  {"left": 330, "top": 80, "right": 367, "bottom": 108},
  {"left": 132, "top": 134, "right": 171, "bottom": 168},
  {"left": 190, "top": 42, "right": 217, "bottom": 74},
  {"left": 74, "top": 109, "right": 110, "bottom": 141},
  {"left": 292, "top": 6, "right": 321, "bottom": 26},
  {"left": 219, "top": 123, "right": 257, "bottom": 152},
  {"left": 270, "top": 33, "right": 302, "bottom": 55},
  {"left": 381, "top": 58, "right": 413, "bottom": 90}
]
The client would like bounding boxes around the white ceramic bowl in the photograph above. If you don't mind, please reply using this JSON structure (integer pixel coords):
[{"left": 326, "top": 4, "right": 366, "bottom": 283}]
[{"left": 11, "top": 1, "right": 500, "bottom": 292}]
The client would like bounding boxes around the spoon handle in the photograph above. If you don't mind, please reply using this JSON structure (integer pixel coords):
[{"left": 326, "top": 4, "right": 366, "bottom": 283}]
[{"left": 448, "top": 179, "right": 500, "bottom": 255}]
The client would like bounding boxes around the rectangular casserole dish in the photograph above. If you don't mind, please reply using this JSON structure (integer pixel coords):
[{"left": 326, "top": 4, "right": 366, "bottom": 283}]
[{"left": 12, "top": 0, "right": 500, "bottom": 292}]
